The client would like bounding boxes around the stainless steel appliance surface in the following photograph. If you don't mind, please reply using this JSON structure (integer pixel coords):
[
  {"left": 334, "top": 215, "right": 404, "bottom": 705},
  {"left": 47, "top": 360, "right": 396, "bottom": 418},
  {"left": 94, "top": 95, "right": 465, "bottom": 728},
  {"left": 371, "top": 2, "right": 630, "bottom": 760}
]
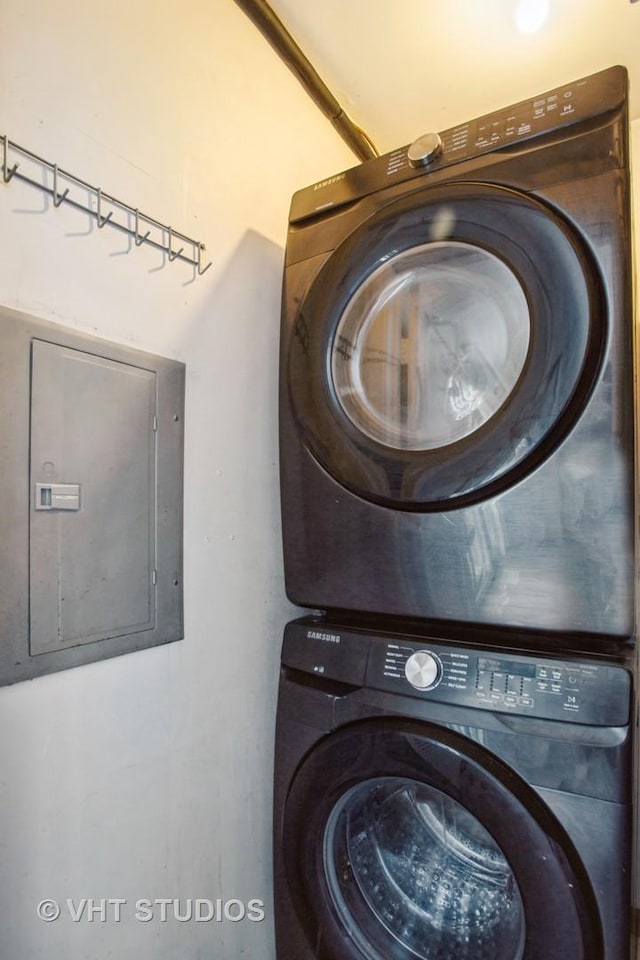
[
  {"left": 274, "top": 617, "right": 633, "bottom": 960},
  {"left": 279, "top": 65, "right": 635, "bottom": 643}
]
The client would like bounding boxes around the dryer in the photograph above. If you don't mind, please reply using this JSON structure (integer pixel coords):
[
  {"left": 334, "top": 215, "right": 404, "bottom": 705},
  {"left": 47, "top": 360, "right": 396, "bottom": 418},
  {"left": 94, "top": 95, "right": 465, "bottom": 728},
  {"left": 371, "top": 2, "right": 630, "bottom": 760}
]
[
  {"left": 279, "top": 66, "right": 635, "bottom": 642},
  {"left": 274, "top": 617, "right": 632, "bottom": 960}
]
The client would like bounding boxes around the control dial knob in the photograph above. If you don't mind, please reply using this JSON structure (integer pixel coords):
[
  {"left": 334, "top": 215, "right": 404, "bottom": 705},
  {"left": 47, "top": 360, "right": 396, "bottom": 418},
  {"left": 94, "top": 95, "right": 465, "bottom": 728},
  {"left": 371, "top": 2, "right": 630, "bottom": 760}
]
[
  {"left": 405, "top": 650, "right": 442, "bottom": 691},
  {"left": 407, "top": 132, "right": 443, "bottom": 168}
]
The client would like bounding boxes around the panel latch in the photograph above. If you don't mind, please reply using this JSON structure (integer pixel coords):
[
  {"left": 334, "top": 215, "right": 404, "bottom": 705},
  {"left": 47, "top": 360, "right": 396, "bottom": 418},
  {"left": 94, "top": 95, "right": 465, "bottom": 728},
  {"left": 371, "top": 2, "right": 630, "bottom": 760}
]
[{"left": 35, "top": 483, "right": 81, "bottom": 511}]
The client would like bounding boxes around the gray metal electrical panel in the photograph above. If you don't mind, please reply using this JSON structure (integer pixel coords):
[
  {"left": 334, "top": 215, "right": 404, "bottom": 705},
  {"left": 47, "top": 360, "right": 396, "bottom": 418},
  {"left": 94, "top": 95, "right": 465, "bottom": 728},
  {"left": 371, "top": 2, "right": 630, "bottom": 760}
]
[{"left": 0, "top": 305, "right": 185, "bottom": 685}]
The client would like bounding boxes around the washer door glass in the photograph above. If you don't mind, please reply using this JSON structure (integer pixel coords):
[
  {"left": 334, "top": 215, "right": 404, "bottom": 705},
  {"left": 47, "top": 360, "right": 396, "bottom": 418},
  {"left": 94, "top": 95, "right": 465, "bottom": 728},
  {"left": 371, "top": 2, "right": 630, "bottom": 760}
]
[
  {"left": 331, "top": 242, "right": 530, "bottom": 451},
  {"left": 324, "top": 776, "right": 525, "bottom": 960}
]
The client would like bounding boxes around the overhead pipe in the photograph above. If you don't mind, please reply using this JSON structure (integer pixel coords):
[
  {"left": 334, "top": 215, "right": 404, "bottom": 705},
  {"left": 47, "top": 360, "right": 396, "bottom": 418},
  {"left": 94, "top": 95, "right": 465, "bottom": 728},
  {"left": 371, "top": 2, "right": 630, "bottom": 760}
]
[{"left": 233, "top": 0, "right": 379, "bottom": 162}]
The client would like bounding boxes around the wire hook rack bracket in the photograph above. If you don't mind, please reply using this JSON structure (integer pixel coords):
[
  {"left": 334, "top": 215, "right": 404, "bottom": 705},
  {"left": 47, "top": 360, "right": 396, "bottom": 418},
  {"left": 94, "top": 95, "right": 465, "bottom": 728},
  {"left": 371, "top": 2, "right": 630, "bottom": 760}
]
[{"left": 2, "top": 134, "right": 212, "bottom": 276}]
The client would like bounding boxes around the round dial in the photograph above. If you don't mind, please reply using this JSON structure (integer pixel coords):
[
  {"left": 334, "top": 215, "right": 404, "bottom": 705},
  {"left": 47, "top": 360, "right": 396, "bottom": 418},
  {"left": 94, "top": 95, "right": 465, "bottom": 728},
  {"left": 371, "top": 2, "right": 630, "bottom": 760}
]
[
  {"left": 407, "top": 132, "right": 443, "bottom": 168},
  {"left": 404, "top": 650, "right": 442, "bottom": 690}
]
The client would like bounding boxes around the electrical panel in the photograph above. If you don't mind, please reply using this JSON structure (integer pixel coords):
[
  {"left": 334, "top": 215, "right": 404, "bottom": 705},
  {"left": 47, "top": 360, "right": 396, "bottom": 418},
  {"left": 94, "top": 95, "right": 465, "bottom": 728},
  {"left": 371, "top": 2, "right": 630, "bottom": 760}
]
[{"left": 0, "top": 305, "right": 185, "bottom": 684}]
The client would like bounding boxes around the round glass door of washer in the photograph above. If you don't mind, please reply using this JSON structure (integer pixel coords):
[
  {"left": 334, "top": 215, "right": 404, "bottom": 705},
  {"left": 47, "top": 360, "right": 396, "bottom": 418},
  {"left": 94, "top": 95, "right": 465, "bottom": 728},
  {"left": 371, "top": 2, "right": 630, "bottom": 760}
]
[
  {"left": 331, "top": 242, "right": 530, "bottom": 451},
  {"left": 324, "top": 776, "right": 525, "bottom": 960}
]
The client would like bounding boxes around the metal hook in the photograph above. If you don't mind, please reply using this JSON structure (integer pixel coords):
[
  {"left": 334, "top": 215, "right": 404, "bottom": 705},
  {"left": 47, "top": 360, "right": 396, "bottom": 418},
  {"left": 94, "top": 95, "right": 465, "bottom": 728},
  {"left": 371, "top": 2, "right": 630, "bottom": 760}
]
[
  {"left": 2, "top": 136, "right": 18, "bottom": 183},
  {"left": 52, "top": 164, "right": 69, "bottom": 207},
  {"left": 134, "top": 209, "right": 150, "bottom": 246},
  {"left": 167, "top": 226, "right": 184, "bottom": 262},
  {"left": 197, "top": 243, "right": 212, "bottom": 276},
  {"left": 96, "top": 188, "right": 113, "bottom": 228}
]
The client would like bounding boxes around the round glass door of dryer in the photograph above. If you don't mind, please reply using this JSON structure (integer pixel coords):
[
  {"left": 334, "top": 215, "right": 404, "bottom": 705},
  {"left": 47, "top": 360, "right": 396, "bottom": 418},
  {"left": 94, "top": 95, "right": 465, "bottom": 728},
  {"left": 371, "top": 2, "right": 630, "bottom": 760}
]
[
  {"left": 288, "top": 182, "right": 604, "bottom": 509},
  {"left": 331, "top": 242, "right": 530, "bottom": 452}
]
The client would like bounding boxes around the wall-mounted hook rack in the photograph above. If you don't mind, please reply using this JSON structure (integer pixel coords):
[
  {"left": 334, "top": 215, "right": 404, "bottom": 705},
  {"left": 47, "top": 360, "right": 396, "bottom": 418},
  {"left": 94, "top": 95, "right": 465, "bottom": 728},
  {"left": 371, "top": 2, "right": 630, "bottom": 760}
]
[{"left": 1, "top": 135, "right": 212, "bottom": 276}]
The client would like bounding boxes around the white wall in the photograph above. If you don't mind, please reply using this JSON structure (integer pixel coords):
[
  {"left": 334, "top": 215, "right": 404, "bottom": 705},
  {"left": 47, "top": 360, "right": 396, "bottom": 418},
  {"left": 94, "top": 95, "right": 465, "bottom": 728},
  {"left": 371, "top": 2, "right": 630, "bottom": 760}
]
[{"left": 0, "top": 2, "right": 353, "bottom": 958}]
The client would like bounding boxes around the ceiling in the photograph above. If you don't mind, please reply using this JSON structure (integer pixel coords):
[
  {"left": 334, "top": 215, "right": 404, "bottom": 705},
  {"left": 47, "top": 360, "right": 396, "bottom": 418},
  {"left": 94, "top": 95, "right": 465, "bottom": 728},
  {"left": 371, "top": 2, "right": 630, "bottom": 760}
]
[{"left": 266, "top": 0, "right": 640, "bottom": 157}]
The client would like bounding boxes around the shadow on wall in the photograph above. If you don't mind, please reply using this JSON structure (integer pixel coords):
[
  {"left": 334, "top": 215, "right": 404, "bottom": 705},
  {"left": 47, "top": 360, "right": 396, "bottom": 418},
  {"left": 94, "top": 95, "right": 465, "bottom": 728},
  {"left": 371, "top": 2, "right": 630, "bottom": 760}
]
[
  {"left": 179, "top": 226, "right": 285, "bottom": 374},
  {"left": 178, "top": 224, "right": 297, "bottom": 644}
]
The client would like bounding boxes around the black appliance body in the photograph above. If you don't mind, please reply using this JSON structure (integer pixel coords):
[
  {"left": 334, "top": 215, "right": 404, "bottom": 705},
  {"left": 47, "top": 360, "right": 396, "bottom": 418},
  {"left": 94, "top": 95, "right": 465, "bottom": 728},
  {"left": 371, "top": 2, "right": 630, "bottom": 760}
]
[
  {"left": 274, "top": 618, "right": 632, "bottom": 960},
  {"left": 279, "top": 66, "right": 635, "bottom": 642}
]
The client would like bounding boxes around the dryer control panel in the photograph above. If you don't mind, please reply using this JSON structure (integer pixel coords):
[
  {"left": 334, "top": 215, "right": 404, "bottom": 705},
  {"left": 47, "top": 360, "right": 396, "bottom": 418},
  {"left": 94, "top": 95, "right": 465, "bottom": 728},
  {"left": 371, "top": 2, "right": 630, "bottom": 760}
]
[
  {"left": 289, "top": 65, "right": 626, "bottom": 224},
  {"left": 282, "top": 620, "right": 631, "bottom": 727}
]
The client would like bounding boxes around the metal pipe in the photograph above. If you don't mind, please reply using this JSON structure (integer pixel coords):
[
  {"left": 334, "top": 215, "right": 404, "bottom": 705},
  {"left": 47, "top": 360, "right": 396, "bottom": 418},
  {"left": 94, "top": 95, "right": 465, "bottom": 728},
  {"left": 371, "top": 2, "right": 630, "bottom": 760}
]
[{"left": 233, "top": 0, "right": 379, "bottom": 162}]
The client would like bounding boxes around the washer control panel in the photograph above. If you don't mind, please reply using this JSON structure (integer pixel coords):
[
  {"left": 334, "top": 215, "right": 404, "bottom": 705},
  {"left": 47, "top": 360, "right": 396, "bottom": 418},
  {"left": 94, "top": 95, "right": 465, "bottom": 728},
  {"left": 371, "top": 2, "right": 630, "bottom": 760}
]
[
  {"left": 367, "top": 638, "right": 630, "bottom": 727},
  {"left": 282, "top": 621, "right": 631, "bottom": 727}
]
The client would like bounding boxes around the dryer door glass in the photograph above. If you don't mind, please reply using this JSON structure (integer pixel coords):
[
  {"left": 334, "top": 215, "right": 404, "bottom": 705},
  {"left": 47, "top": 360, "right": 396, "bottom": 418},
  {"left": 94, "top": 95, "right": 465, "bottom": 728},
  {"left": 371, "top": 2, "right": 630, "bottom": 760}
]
[
  {"left": 289, "top": 181, "right": 602, "bottom": 508},
  {"left": 324, "top": 776, "right": 525, "bottom": 960},
  {"left": 331, "top": 242, "right": 530, "bottom": 450}
]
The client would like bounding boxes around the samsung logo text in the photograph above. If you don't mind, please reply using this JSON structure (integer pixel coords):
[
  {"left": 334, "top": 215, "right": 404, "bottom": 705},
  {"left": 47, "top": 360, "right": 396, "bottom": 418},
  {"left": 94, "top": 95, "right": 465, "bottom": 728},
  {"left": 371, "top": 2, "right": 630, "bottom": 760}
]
[
  {"left": 308, "top": 631, "right": 341, "bottom": 644},
  {"left": 313, "top": 174, "right": 346, "bottom": 191}
]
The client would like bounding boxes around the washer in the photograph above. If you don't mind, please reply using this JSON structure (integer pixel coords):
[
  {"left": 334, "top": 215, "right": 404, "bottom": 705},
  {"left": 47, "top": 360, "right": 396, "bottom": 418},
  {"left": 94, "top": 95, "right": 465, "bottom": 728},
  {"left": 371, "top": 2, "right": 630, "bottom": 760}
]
[
  {"left": 279, "top": 66, "right": 635, "bottom": 641},
  {"left": 274, "top": 617, "right": 632, "bottom": 960}
]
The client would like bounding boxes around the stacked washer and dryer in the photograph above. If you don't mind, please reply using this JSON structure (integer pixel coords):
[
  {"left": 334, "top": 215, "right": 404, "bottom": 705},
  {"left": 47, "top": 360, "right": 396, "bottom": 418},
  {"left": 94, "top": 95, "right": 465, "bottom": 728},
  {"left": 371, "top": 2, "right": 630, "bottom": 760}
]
[{"left": 275, "top": 66, "right": 636, "bottom": 960}]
